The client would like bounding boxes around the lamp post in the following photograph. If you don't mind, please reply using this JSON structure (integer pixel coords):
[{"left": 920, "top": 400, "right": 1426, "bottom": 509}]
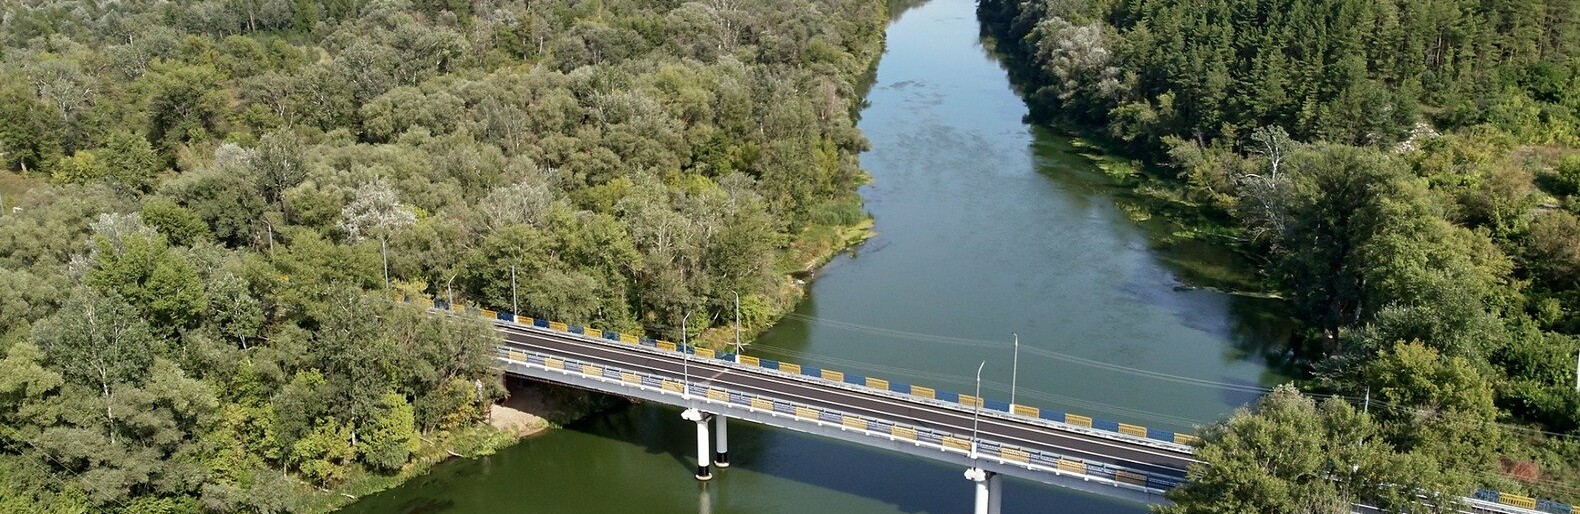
[
  {"left": 445, "top": 273, "right": 457, "bottom": 308},
  {"left": 510, "top": 265, "right": 518, "bottom": 315},
  {"left": 1010, "top": 333, "right": 1019, "bottom": 407},
  {"left": 733, "top": 292, "right": 743, "bottom": 360},
  {"left": 970, "top": 360, "right": 985, "bottom": 461},
  {"left": 682, "top": 310, "right": 692, "bottom": 399}
]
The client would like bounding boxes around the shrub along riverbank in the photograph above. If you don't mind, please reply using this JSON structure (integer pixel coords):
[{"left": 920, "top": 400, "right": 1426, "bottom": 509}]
[
  {"left": 0, "top": 0, "right": 889, "bottom": 511},
  {"left": 980, "top": 0, "right": 1580, "bottom": 509}
]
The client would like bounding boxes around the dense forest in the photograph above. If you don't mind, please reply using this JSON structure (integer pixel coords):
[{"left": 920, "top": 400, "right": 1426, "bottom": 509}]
[
  {"left": 981, "top": 0, "right": 1580, "bottom": 509},
  {"left": 0, "top": 0, "right": 886, "bottom": 511}
]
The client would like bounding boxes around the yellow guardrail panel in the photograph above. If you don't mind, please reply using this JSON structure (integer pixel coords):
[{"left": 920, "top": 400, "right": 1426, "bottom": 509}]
[
  {"left": 662, "top": 380, "right": 685, "bottom": 393},
  {"left": 695, "top": 348, "right": 715, "bottom": 359},
  {"left": 821, "top": 369, "right": 844, "bottom": 382},
  {"left": 658, "top": 341, "right": 677, "bottom": 351},
  {"left": 911, "top": 385, "right": 935, "bottom": 399},
  {"left": 1011, "top": 404, "right": 1039, "bottom": 417},
  {"left": 707, "top": 389, "right": 728, "bottom": 402},
  {"left": 481, "top": 309, "right": 497, "bottom": 319},
  {"left": 739, "top": 355, "right": 760, "bottom": 366},
  {"left": 507, "top": 350, "right": 526, "bottom": 362},
  {"left": 581, "top": 364, "right": 600, "bottom": 376},
  {"left": 892, "top": 426, "right": 917, "bottom": 441},
  {"left": 779, "top": 362, "right": 801, "bottom": 374},
  {"left": 842, "top": 416, "right": 868, "bottom": 431},
  {"left": 958, "top": 394, "right": 982, "bottom": 408},
  {"left": 795, "top": 407, "right": 818, "bottom": 420},
  {"left": 1115, "top": 470, "right": 1148, "bottom": 486},
  {"left": 1174, "top": 433, "right": 1201, "bottom": 446},
  {"left": 751, "top": 398, "right": 773, "bottom": 411},
  {"left": 1000, "top": 447, "right": 1030, "bottom": 463},
  {"left": 519, "top": 317, "right": 534, "bottom": 325},
  {"left": 1065, "top": 413, "right": 1093, "bottom": 427},
  {"left": 549, "top": 321, "right": 568, "bottom": 332},
  {"left": 942, "top": 436, "right": 971, "bottom": 451},
  {"left": 1118, "top": 423, "right": 1148, "bottom": 438},
  {"left": 546, "top": 358, "right": 564, "bottom": 370},
  {"left": 865, "top": 377, "right": 889, "bottom": 390},
  {"left": 619, "top": 333, "right": 638, "bottom": 344},
  {"left": 1057, "top": 459, "right": 1086, "bottom": 475},
  {"left": 621, "top": 372, "right": 640, "bottom": 384},
  {"left": 1501, "top": 494, "right": 1537, "bottom": 509}
]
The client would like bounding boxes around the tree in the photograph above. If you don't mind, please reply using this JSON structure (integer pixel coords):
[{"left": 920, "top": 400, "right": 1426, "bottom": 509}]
[
  {"left": 358, "top": 392, "right": 418, "bottom": 472},
  {"left": 1162, "top": 384, "right": 1461, "bottom": 514},
  {"left": 30, "top": 288, "right": 157, "bottom": 446}
]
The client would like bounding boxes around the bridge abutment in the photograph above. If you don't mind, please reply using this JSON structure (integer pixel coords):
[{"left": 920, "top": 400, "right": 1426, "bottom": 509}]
[
  {"left": 683, "top": 408, "right": 713, "bottom": 480},
  {"left": 714, "top": 413, "right": 730, "bottom": 468}
]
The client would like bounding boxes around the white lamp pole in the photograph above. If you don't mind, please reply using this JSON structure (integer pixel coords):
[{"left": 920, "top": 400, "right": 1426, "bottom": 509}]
[
  {"left": 733, "top": 292, "right": 743, "bottom": 360},
  {"left": 682, "top": 310, "right": 692, "bottom": 399},
  {"left": 1010, "top": 333, "right": 1019, "bottom": 406},
  {"left": 970, "top": 360, "right": 985, "bottom": 461}
]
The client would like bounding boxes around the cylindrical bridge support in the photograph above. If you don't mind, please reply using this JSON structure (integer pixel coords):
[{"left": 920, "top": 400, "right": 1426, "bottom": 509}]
[
  {"left": 965, "top": 467, "right": 990, "bottom": 514},
  {"left": 714, "top": 413, "right": 730, "bottom": 468},
  {"left": 683, "top": 409, "right": 713, "bottom": 480},
  {"left": 987, "top": 471, "right": 1002, "bottom": 514}
]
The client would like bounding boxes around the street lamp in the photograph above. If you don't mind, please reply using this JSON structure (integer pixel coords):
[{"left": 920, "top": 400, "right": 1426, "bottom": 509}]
[
  {"left": 733, "top": 292, "right": 743, "bottom": 360},
  {"left": 445, "top": 273, "right": 457, "bottom": 308},
  {"left": 682, "top": 310, "right": 692, "bottom": 399},
  {"left": 970, "top": 360, "right": 985, "bottom": 461},
  {"left": 1010, "top": 333, "right": 1019, "bottom": 407}
]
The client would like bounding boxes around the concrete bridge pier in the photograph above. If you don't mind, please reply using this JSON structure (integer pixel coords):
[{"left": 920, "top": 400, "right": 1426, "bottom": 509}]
[
  {"left": 988, "top": 472, "right": 1002, "bottom": 514},
  {"left": 714, "top": 413, "right": 730, "bottom": 468},
  {"left": 965, "top": 467, "right": 993, "bottom": 514},
  {"left": 683, "top": 408, "right": 713, "bottom": 480}
]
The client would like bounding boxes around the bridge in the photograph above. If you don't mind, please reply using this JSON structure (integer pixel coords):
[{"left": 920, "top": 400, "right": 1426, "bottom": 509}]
[{"left": 409, "top": 296, "right": 1567, "bottom": 514}]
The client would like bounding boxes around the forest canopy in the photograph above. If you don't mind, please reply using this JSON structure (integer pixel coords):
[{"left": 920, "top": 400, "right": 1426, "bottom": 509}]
[
  {"left": 0, "top": 0, "right": 886, "bottom": 511},
  {"left": 982, "top": 0, "right": 1580, "bottom": 507}
]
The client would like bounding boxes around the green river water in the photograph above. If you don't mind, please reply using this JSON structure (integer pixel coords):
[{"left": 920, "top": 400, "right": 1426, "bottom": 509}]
[{"left": 338, "top": 0, "right": 1294, "bottom": 512}]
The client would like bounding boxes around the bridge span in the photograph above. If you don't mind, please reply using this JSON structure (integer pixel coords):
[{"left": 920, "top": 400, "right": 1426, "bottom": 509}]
[{"left": 411, "top": 297, "right": 1557, "bottom": 514}]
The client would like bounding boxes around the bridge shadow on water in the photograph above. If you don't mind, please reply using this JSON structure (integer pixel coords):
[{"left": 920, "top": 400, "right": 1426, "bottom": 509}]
[{"left": 568, "top": 402, "right": 1148, "bottom": 514}]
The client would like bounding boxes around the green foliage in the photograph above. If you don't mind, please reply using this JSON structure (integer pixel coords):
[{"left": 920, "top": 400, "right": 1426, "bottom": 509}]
[
  {"left": 0, "top": 0, "right": 887, "bottom": 507},
  {"left": 1161, "top": 385, "right": 1463, "bottom": 514},
  {"left": 290, "top": 418, "right": 353, "bottom": 486},
  {"left": 983, "top": 0, "right": 1580, "bottom": 504},
  {"left": 359, "top": 393, "right": 419, "bottom": 473},
  {"left": 140, "top": 198, "right": 210, "bottom": 247}
]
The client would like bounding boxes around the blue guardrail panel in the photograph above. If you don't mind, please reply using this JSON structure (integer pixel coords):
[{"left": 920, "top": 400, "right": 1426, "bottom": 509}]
[
  {"left": 1147, "top": 429, "right": 1175, "bottom": 443},
  {"left": 533, "top": 318, "right": 549, "bottom": 328},
  {"left": 936, "top": 390, "right": 959, "bottom": 403},
  {"left": 499, "top": 311, "right": 514, "bottom": 322},
  {"left": 758, "top": 358, "right": 779, "bottom": 370},
  {"left": 984, "top": 399, "right": 1010, "bottom": 412},
  {"left": 1039, "top": 410, "right": 1065, "bottom": 423},
  {"left": 844, "top": 373, "right": 865, "bottom": 386},
  {"left": 1474, "top": 489, "right": 1499, "bottom": 503},
  {"left": 1538, "top": 499, "right": 1572, "bottom": 514},
  {"left": 602, "top": 330, "right": 619, "bottom": 340},
  {"left": 569, "top": 325, "right": 584, "bottom": 334},
  {"left": 888, "top": 381, "right": 909, "bottom": 394},
  {"left": 801, "top": 365, "right": 820, "bottom": 377},
  {"left": 1093, "top": 419, "right": 1119, "bottom": 432}
]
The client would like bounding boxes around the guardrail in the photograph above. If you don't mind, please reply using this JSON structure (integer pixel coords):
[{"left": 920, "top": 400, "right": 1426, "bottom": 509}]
[
  {"left": 1475, "top": 488, "right": 1574, "bottom": 514},
  {"left": 495, "top": 345, "right": 1181, "bottom": 494},
  {"left": 406, "top": 294, "right": 1574, "bottom": 514},
  {"left": 410, "top": 295, "right": 1200, "bottom": 451}
]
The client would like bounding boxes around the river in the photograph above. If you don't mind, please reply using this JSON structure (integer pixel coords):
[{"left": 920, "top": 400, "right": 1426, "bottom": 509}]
[{"left": 337, "top": 0, "right": 1292, "bottom": 512}]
